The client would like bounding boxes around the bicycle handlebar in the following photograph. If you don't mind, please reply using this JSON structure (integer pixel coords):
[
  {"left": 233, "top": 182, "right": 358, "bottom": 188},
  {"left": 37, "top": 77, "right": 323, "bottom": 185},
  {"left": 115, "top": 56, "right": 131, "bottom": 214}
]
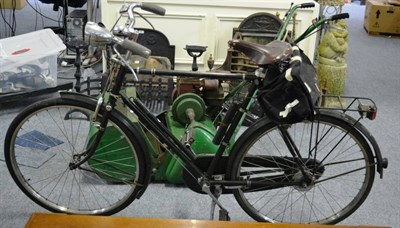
[
  {"left": 140, "top": 3, "right": 166, "bottom": 16},
  {"left": 120, "top": 38, "right": 151, "bottom": 58},
  {"left": 293, "top": 11, "right": 350, "bottom": 44},
  {"left": 120, "top": 2, "right": 166, "bottom": 34},
  {"left": 277, "top": 2, "right": 315, "bottom": 41},
  {"left": 299, "top": 3, "right": 315, "bottom": 8},
  {"left": 330, "top": 13, "right": 350, "bottom": 21}
]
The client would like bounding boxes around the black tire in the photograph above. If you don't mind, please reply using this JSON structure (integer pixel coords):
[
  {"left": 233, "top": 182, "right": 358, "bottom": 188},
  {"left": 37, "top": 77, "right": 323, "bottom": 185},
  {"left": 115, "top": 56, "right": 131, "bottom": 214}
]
[
  {"left": 227, "top": 114, "right": 375, "bottom": 224},
  {"left": 4, "top": 97, "right": 149, "bottom": 215}
]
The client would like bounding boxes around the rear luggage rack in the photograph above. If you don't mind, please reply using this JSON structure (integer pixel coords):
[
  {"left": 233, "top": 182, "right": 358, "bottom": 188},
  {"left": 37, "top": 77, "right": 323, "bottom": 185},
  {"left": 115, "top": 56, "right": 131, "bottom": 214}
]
[{"left": 316, "top": 95, "right": 377, "bottom": 120}]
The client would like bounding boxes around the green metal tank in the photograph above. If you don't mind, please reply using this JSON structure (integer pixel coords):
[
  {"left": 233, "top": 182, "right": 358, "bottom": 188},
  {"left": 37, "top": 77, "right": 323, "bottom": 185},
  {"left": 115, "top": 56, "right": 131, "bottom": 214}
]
[{"left": 88, "top": 91, "right": 219, "bottom": 184}]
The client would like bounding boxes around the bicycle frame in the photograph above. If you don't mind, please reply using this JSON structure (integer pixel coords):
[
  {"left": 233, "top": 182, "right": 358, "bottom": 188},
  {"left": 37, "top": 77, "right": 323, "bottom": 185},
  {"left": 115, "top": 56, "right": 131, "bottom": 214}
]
[
  {"left": 87, "top": 64, "right": 323, "bottom": 199},
  {"left": 95, "top": 61, "right": 262, "bottom": 186},
  {"left": 3, "top": 2, "right": 388, "bottom": 223},
  {"left": 83, "top": 2, "right": 353, "bottom": 186}
]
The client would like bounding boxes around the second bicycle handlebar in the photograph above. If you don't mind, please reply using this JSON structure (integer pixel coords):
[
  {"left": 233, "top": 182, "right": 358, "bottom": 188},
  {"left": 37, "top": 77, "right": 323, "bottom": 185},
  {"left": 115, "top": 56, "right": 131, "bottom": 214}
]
[
  {"left": 331, "top": 13, "right": 350, "bottom": 21},
  {"left": 140, "top": 3, "right": 166, "bottom": 16}
]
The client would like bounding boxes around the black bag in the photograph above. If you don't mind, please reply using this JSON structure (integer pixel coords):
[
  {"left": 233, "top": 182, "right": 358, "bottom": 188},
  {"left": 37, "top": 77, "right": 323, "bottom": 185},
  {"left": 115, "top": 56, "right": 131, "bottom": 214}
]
[{"left": 257, "top": 46, "right": 320, "bottom": 124}]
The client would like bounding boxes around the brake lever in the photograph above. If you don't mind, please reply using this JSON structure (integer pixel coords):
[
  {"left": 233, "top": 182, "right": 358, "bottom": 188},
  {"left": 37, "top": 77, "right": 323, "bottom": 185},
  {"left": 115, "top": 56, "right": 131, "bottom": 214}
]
[
  {"left": 119, "top": 4, "right": 129, "bottom": 14},
  {"left": 112, "top": 45, "right": 139, "bottom": 82}
]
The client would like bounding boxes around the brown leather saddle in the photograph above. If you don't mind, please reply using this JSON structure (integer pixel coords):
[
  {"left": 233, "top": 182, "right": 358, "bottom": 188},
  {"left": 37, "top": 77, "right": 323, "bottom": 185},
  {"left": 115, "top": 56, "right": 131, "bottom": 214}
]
[{"left": 228, "top": 39, "right": 293, "bottom": 66}]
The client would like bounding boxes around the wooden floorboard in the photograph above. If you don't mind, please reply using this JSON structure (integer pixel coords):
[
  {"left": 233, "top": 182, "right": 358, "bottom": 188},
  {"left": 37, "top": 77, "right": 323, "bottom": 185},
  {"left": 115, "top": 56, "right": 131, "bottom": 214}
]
[{"left": 25, "top": 213, "right": 390, "bottom": 228}]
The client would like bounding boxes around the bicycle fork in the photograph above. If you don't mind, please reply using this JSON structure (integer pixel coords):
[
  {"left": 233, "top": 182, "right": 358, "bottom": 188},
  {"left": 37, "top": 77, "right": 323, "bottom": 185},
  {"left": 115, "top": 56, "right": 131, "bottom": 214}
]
[{"left": 66, "top": 100, "right": 111, "bottom": 170}]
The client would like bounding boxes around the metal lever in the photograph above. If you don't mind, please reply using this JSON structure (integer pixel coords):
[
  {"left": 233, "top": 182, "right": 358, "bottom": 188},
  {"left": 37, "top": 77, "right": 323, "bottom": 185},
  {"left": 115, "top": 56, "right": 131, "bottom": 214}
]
[{"left": 185, "top": 45, "right": 207, "bottom": 71}]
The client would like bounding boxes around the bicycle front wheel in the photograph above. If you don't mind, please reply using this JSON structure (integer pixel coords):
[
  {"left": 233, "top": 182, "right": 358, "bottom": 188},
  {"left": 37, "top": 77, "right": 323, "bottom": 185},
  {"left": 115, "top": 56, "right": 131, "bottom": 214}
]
[
  {"left": 227, "top": 114, "right": 375, "bottom": 224},
  {"left": 4, "top": 97, "right": 148, "bottom": 215}
]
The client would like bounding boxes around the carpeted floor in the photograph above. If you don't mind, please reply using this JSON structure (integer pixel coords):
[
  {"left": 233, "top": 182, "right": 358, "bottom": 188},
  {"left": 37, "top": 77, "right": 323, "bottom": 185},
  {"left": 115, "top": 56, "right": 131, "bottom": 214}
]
[{"left": 0, "top": 1, "right": 399, "bottom": 227}]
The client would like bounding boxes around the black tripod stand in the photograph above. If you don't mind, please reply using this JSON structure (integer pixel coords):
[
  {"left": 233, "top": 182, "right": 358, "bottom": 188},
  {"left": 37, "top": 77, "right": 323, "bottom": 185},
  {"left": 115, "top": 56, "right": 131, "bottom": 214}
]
[{"left": 66, "top": 39, "right": 88, "bottom": 92}]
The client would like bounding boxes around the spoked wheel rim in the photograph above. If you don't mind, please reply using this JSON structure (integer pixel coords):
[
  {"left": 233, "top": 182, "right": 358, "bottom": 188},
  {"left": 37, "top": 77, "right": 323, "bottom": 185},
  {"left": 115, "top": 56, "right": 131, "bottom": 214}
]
[
  {"left": 5, "top": 103, "right": 142, "bottom": 215},
  {"left": 230, "top": 116, "right": 375, "bottom": 224}
]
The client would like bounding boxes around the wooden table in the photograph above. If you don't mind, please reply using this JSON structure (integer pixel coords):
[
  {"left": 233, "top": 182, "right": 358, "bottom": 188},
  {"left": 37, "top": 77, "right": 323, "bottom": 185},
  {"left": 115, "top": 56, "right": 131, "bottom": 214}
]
[{"left": 26, "top": 213, "right": 390, "bottom": 228}]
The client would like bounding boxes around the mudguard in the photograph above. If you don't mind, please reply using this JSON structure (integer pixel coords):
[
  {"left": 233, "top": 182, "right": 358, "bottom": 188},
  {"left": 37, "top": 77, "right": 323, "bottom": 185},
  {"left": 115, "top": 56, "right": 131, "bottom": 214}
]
[
  {"left": 236, "top": 110, "right": 387, "bottom": 179},
  {"left": 59, "top": 91, "right": 153, "bottom": 198},
  {"left": 318, "top": 110, "right": 387, "bottom": 178}
]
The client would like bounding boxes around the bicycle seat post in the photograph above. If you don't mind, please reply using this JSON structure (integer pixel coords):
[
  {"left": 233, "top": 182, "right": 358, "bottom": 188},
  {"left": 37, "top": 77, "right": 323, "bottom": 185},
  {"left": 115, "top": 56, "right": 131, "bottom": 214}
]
[{"left": 184, "top": 45, "right": 207, "bottom": 71}]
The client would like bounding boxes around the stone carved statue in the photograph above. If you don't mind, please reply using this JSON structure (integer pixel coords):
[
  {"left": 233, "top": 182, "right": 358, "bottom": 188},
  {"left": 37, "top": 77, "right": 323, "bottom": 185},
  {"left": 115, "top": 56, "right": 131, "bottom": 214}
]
[
  {"left": 318, "top": 19, "right": 349, "bottom": 65},
  {"left": 317, "top": 19, "right": 349, "bottom": 107}
]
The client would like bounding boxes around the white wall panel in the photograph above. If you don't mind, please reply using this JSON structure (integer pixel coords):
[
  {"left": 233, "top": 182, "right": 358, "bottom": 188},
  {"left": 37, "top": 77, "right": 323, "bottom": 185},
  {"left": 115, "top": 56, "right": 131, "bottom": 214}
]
[{"left": 214, "top": 15, "right": 246, "bottom": 65}]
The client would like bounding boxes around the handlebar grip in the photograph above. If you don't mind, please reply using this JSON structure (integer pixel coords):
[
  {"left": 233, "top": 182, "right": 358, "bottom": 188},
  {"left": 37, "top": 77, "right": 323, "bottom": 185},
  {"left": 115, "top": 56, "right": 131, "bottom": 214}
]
[
  {"left": 299, "top": 2, "right": 315, "bottom": 8},
  {"left": 330, "top": 13, "right": 350, "bottom": 21},
  {"left": 121, "top": 39, "right": 151, "bottom": 58},
  {"left": 140, "top": 3, "right": 166, "bottom": 16}
]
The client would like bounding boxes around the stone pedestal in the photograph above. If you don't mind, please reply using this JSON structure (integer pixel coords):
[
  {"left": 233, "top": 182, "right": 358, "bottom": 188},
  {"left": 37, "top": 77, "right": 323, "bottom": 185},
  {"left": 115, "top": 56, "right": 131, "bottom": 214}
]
[{"left": 317, "top": 60, "right": 347, "bottom": 107}]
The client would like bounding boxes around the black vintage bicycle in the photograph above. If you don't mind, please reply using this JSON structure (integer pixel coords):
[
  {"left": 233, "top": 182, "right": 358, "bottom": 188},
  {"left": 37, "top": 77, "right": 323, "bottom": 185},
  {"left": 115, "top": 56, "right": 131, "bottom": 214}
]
[{"left": 4, "top": 2, "right": 387, "bottom": 224}]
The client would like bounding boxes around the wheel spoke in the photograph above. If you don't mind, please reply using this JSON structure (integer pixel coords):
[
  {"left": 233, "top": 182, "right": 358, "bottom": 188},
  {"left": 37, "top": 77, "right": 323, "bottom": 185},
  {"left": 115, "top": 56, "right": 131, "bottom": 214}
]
[
  {"left": 5, "top": 100, "right": 142, "bottom": 215},
  {"left": 230, "top": 115, "right": 375, "bottom": 224}
]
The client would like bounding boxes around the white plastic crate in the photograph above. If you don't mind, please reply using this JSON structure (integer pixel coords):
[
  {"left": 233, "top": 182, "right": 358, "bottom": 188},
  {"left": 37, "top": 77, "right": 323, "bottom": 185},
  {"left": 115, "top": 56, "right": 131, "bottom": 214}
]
[{"left": 0, "top": 29, "right": 66, "bottom": 94}]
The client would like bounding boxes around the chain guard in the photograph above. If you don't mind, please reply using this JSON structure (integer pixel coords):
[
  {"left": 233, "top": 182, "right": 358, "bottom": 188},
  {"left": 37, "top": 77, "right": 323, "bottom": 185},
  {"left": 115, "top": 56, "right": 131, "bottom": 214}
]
[{"left": 182, "top": 155, "right": 232, "bottom": 194}]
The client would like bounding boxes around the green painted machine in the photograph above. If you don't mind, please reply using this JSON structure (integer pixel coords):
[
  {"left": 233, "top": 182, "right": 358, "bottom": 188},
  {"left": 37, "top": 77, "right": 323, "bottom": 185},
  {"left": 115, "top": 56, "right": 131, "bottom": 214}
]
[
  {"left": 88, "top": 80, "right": 228, "bottom": 184},
  {"left": 161, "top": 93, "right": 219, "bottom": 183}
]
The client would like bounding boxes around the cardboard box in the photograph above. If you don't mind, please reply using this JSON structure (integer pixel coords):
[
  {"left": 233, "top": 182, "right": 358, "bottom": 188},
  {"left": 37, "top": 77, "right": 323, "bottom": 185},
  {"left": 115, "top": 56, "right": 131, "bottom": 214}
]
[
  {"left": 0, "top": 0, "right": 27, "bottom": 9},
  {"left": 364, "top": 0, "right": 400, "bottom": 35}
]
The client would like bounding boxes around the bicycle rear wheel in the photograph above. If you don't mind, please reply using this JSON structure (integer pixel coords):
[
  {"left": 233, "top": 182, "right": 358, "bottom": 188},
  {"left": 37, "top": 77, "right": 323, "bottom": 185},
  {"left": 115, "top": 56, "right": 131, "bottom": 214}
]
[
  {"left": 227, "top": 114, "right": 375, "bottom": 224},
  {"left": 4, "top": 97, "right": 148, "bottom": 215}
]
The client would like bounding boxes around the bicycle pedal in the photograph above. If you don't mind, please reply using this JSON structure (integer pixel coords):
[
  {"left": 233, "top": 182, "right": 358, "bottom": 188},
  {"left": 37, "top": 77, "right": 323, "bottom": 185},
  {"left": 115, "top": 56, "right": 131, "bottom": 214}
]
[{"left": 219, "top": 209, "right": 230, "bottom": 221}]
